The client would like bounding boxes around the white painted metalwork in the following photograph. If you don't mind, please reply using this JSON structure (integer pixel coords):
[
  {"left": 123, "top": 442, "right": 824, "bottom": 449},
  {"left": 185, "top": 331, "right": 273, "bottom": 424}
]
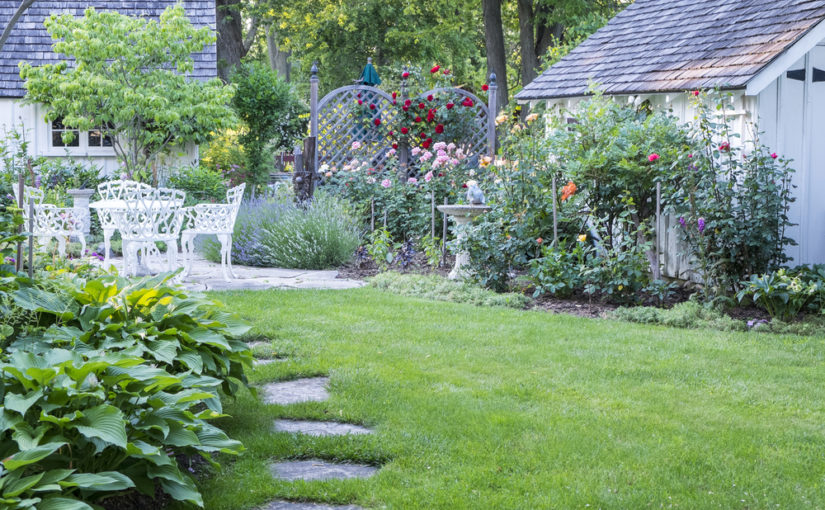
[
  {"left": 93, "top": 180, "right": 152, "bottom": 268},
  {"left": 181, "top": 183, "right": 245, "bottom": 281},
  {"left": 14, "top": 185, "right": 87, "bottom": 257},
  {"left": 114, "top": 186, "right": 186, "bottom": 276}
]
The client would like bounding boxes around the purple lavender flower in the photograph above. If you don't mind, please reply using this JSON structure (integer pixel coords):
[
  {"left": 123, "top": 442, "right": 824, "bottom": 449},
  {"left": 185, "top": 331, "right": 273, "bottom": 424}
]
[
  {"left": 678, "top": 216, "right": 686, "bottom": 227},
  {"left": 697, "top": 217, "right": 705, "bottom": 233},
  {"left": 34, "top": 175, "right": 41, "bottom": 188}
]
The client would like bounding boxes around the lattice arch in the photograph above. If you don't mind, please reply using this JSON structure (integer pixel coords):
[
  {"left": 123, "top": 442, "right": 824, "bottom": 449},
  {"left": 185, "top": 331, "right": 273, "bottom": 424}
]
[
  {"left": 419, "top": 87, "right": 491, "bottom": 161},
  {"left": 316, "top": 85, "right": 399, "bottom": 172}
]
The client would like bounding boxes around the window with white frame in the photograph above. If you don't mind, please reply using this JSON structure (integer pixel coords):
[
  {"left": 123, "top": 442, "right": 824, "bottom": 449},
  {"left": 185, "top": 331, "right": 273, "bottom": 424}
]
[{"left": 49, "top": 119, "right": 114, "bottom": 151}]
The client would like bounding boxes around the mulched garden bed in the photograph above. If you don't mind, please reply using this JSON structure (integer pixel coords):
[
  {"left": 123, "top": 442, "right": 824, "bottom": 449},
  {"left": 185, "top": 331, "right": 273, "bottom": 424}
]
[{"left": 337, "top": 251, "right": 455, "bottom": 280}]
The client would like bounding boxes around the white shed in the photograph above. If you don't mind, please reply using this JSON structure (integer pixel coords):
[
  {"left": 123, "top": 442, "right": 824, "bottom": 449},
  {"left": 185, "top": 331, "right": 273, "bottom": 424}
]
[
  {"left": 517, "top": 0, "right": 825, "bottom": 266},
  {"left": 0, "top": 0, "right": 217, "bottom": 175}
]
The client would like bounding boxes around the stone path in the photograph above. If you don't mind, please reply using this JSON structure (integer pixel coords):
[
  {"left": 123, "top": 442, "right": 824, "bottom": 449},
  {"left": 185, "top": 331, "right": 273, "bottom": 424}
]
[
  {"left": 269, "top": 459, "right": 378, "bottom": 482},
  {"left": 274, "top": 420, "right": 373, "bottom": 437},
  {"left": 261, "top": 377, "right": 331, "bottom": 405},
  {"left": 95, "top": 255, "right": 365, "bottom": 291},
  {"left": 259, "top": 502, "right": 362, "bottom": 510}
]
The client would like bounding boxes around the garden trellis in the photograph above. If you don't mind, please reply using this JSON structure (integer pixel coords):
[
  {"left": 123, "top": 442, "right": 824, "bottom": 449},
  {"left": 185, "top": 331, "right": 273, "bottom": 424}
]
[{"left": 309, "top": 61, "right": 498, "bottom": 175}]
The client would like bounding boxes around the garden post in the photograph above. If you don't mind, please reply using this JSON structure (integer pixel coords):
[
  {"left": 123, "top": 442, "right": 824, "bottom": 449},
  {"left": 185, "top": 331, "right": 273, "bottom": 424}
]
[
  {"left": 654, "top": 181, "right": 662, "bottom": 280},
  {"left": 291, "top": 144, "right": 304, "bottom": 203},
  {"left": 442, "top": 196, "right": 448, "bottom": 260},
  {"left": 16, "top": 172, "right": 23, "bottom": 273},
  {"left": 371, "top": 198, "right": 375, "bottom": 231},
  {"left": 310, "top": 62, "right": 319, "bottom": 173},
  {"left": 552, "top": 176, "right": 558, "bottom": 246},
  {"left": 27, "top": 197, "right": 32, "bottom": 278},
  {"left": 399, "top": 66, "right": 410, "bottom": 171},
  {"left": 431, "top": 190, "right": 436, "bottom": 239},
  {"left": 487, "top": 72, "right": 497, "bottom": 158}
]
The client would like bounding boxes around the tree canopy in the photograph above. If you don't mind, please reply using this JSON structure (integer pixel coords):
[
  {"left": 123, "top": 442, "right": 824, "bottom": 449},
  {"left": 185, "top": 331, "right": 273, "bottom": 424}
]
[{"left": 20, "top": 4, "right": 235, "bottom": 178}]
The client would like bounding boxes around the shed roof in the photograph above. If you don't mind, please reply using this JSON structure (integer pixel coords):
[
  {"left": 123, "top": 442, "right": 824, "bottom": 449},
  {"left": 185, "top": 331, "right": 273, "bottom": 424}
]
[
  {"left": 0, "top": 0, "right": 216, "bottom": 98},
  {"left": 516, "top": 0, "right": 825, "bottom": 100}
]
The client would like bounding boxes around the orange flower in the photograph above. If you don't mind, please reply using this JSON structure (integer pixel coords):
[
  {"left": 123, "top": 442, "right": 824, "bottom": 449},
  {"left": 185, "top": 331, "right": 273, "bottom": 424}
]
[{"left": 561, "top": 181, "right": 577, "bottom": 201}]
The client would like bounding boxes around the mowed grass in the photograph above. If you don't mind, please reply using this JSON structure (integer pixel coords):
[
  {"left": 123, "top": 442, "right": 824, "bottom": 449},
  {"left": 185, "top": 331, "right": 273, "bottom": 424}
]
[{"left": 193, "top": 288, "right": 825, "bottom": 509}]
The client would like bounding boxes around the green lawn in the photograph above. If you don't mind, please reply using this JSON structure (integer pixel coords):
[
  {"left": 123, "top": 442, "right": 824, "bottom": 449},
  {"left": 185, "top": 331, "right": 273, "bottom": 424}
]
[{"left": 193, "top": 288, "right": 825, "bottom": 509}]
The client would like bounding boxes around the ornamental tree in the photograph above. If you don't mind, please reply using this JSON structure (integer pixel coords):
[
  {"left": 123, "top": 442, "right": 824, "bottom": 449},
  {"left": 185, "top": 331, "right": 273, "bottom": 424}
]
[{"left": 19, "top": 5, "right": 235, "bottom": 179}]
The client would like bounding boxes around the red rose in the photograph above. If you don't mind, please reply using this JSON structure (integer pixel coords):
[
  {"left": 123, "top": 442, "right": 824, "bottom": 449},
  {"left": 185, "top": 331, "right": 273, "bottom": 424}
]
[
  {"left": 402, "top": 71, "right": 410, "bottom": 78},
  {"left": 482, "top": 84, "right": 489, "bottom": 91},
  {"left": 393, "top": 100, "right": 397, "bottom": 105},
  {"left": 446, "top": 102, "right": 454, "bottom": 110},
  {"left": 438, "top": 173, "right": 443, "bottom": 177},
  {"left": 462, "top": 183, "right": 468, "bottom": 188},
  {"left": 427, "top": 94, "right": 434, "bottom": 101},
  {"left": 462, "top": 98, "right": 474, "bottom": 107},
  {"left": 419, "top": 102, "right": 426, "bottom": 109},
  {"left": 388, "top": 131, "right": 394, "bottom": 136},
  {"left": 420, "top": 132, "right": 427, "bottom": 138},
  {"left": 358, "top": 99, "right": 363, "bottom": 105},
  {"left": 426, "top": 111, "right": 435, "bottom": 123},
  {"left": 443, "top": 69, "right": 450, "bottom": 75},
  {"left": 369, "top": 104, "right": 376, "bottom": 110},
  {"left": 720, "top": 142, "right": 730, "bottom": 152},
  {"left": 435, "top": 124, "right": 444, "bottom": 134},
  {"left": 392, "top": 91, "right": 397, "bottom": 99},
  {"left": 401, "top": 127, "right": 409, "bottom": 134},
  {"left": 374, "top": 118, "right": 381, "bottom": 126},
  {"left": 422, "top": 139, "right": 432, "bottom": 149},
  {"left": 392, "top": 143, "right": 398, "bottom": 149},
  {"left": 402, "top": 105, "right": 409, "bottom": 111},
  {"left": 693, "top": 90, "right": 700, "bottom": 96},
  {"left": 430, "top": 65, "right": 440, "bottom": 73},
  {"left": 357, "top": 93, "right": 362, "bottom": 98},
  {"left": 414, "top": 116, "right": 422, "bottom": 123},
  {"left": 404, "top": 99, "right": 412, "bottom": 107}
]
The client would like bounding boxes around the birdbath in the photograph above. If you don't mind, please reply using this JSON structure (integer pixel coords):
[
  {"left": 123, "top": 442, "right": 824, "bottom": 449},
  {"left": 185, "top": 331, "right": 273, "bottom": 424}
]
[{"left": 437, "top": 204, "right": 491, "bottom": 280}]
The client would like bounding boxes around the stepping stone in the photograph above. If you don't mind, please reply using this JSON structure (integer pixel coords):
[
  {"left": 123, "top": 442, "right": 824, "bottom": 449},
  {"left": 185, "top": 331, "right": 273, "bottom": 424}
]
[
  {"left": 254, "top": 358, "right": 285, "bottom": 366},
  {"left": 261, "top": 377, "right": 330, "bottom": 405},
  {"left": 274, "top": 420, "right": 373, "bottom": 437},
  {"left": 259, "top": 501, "right": 362, "bottom": 510},
  {"left": 269, "top": 459, "right": 378, "bottom": 482}
]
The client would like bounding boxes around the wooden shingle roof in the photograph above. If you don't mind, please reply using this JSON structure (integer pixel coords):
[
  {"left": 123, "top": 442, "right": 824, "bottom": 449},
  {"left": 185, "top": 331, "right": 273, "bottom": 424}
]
[
  {"left": 516, "top": 0, "right": 825, "bottom": 100},
  {"left": 0, "top": 0, "right": 216, "bottom": 98}
]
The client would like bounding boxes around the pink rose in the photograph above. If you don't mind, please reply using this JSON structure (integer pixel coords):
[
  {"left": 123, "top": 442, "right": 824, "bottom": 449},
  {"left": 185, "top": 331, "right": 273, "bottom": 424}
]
[
  {"left": 381, "top": 179, "right": 391, "bottom": 188},
  {"left": 648, "top": 153, "right": 660, "bottom": 162}
]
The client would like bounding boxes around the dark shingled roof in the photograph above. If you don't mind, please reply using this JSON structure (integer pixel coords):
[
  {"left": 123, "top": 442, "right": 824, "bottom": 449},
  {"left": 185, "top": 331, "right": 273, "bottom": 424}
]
[
  {"left": 0, "top": 0, "right": 216, "bottom": 98},
  {"left": 516, "top": 0, "right": 825, "bottom": 100}
]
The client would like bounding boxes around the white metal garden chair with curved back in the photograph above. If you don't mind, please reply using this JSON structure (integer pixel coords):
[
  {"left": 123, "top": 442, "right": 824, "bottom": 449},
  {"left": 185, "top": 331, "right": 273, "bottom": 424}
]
[
  {"left": 115, "top": 186, "right": 186, "bottom": 276},
  {"left": 181, "top": 183, "right": 245, "bottom": 281},
  {"left": 14, "top": 185, "right": 88, "bottom": 258},
  {"left": 94, "top": 179, "right": 152, "bottom": 268}
]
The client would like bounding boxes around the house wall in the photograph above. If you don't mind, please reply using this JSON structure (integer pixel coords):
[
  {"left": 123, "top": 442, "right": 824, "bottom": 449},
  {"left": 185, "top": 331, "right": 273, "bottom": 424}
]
[{"left": 0, "top": 98, "right": 199, "bottom": 180}]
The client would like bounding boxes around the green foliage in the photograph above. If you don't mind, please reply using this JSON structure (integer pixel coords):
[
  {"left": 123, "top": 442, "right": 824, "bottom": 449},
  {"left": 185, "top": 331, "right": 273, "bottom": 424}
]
[
  {"left": 420, "top": 235, "right": 442, "bottom": 269},
  {"left": 199, "top": 129, "right": 246, "bottom": 185},
  {"left": 19, "top": 5, "right": 235, "bottom": 179},
  {"left": 168, "top": 165, "right": 229, "bottom": 206},
  {"left": 366, "top": 228, "right": 398, "bottom": 271},
  {"left": 203, "top": 191, "right": 360, "bottom": 269},
  {"left": 527, "top": 240, "right": 587, "bottom": 298},
  {"left": 665, "top": 92, "right": 796, "bottom": 296},
  {"left": 369, "top": 272, "right": 531, "bottom": 308},
  {"left": 736, "top": 269, "right": 817, "bottom": 322},
  {"left": 612, "top": 301, "right": 745, "bottom": 332},
  {"left": 231, "top": 62, "right": 307, "bottom": 191},
  {"left": 0, "top": 272, "right": 251, "bottom": 507}
]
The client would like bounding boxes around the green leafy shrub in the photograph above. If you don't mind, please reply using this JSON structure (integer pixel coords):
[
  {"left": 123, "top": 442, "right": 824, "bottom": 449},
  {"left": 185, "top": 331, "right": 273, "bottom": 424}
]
[
  {"left": 736, "top": 269, "right": 817, "bottom": 322},
  {"left": 369, "top": 272, "right": 531, "bottom": 309},
  {"left": 665, "top": 92, "right": 796, "bottom": 296},
  {"left": 0, "top": 273, "right": 251, "bottom": 508},
  {"left": 612, "top": 301, "right": 745, "bottom": 331},
  {"left": 367, "top": 227, "right": 398, "bottom": 271},
  {"left": 231, "top": 62, "right": 307, "bottom": 192},
  {"left": 167, "top": 164, "right": 229, "bottom": 206},
  {"left": 528, "top": 240, "right": 587, "bottom": 298},
  {"left": 203, "top": 191, "right": 360, "bottom": 269}
]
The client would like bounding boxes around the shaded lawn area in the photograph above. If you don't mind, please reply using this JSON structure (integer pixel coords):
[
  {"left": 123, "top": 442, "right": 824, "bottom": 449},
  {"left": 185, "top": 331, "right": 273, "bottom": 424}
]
[{"left": 193, "top": 288, "right": 825, "bottom": 509}]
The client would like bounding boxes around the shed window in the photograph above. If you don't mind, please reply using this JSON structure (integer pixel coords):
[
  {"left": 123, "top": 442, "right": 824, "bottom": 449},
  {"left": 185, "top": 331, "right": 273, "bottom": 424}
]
[{"left": 51, "top": 119, "right": 79, "bottom": 147}]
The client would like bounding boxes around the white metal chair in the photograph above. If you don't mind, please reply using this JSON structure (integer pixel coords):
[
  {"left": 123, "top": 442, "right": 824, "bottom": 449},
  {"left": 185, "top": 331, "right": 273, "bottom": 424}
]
[
  {"left": 94, "top": 180, "right": 152, "bottom": 268},
  {"left": 181, "top": 183, "right": 245, "bottom": 281},
  {"left": 115, "top": 186, "right": 186, "bottom": 276},
  {"left": 14, "top": 185, "right": 87, "bottom": 257}
]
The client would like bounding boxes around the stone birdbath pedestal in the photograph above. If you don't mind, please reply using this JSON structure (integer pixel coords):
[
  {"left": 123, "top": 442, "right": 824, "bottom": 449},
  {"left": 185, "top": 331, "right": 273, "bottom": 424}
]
[{"left": 437, "top": 203, "right": 491, "bottom": 280}]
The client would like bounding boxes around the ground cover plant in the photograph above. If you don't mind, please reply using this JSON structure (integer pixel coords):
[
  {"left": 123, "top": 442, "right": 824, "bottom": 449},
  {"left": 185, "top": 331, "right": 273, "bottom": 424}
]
[{"left": 196, "top": 288, "right": 825, "bottom": 509}]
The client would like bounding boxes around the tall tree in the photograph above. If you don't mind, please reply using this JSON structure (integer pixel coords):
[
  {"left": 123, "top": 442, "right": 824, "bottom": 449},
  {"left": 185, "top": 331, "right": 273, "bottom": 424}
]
[
  {"left": 482, "top": 0, "right": 509, "bottom": 109},
  {"left": 216, "top": 0, "right": 258, "bottom": 81}
]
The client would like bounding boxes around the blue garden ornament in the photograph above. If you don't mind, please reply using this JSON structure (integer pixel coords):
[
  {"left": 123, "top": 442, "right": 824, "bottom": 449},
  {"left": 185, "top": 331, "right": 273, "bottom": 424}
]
[{"left": 358, "top": 57, "right": 382, "bottom": 86}]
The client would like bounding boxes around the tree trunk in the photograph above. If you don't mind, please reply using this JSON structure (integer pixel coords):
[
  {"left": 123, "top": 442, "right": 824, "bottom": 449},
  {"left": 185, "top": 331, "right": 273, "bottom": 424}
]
[
  {"left": 216, "top": 0, "right": 257, "bottom": 81},
  {"left": 0, "top": 0, "right": 35, "bottom": 54},
  {"left": 482, "top": 0, "right": 509, "bottom": 109},
  {"left": 517, "top": 0, "right": 538, "bottom": 90},
  {"left": 266, "top": 25, "right": 291, "bottom": 82}
]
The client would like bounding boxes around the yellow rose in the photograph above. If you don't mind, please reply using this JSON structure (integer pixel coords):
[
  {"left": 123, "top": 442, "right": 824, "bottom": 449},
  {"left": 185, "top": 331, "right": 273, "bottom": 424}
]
[
  {"left": 577, "top": 234, "right": 587, "bottom": 242},
  {"left": 525, "top": 113, "right": 539, "bottom": 123},
  {"left": 495, "top": 114, "right": 508, "bottom": 125}
]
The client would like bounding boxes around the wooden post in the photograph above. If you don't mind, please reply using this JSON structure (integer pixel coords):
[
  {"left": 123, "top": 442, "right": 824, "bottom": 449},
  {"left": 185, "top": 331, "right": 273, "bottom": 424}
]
[
  {"left": 441, "top": 196, "right": 448, "bottom": 259},
  {"left": 399, "top": 66, "right": 410, "bottom": 172},
  {"left": 310, "top": 62, "right": 319, "bottom": 174},
  {"left": 552, "top": 175, "right": 558, "bottom": 246},
  {"left": 16, "top": 173, "right": 23, "bottom": 273},
  {"left": 431, "top": 190, "right": 436, "bottom": 239},
  {"left": 371, "top": 198, "right": 375, "bottom": 231},
  {"left": 487, "top": 72, "right": 497, "bottom": 158},
  {"left": 291, "top": 144, "right": 304, "bottom": 203},
  {"left": 654, "top": 181, "right": 662, "bottom": 281}
]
